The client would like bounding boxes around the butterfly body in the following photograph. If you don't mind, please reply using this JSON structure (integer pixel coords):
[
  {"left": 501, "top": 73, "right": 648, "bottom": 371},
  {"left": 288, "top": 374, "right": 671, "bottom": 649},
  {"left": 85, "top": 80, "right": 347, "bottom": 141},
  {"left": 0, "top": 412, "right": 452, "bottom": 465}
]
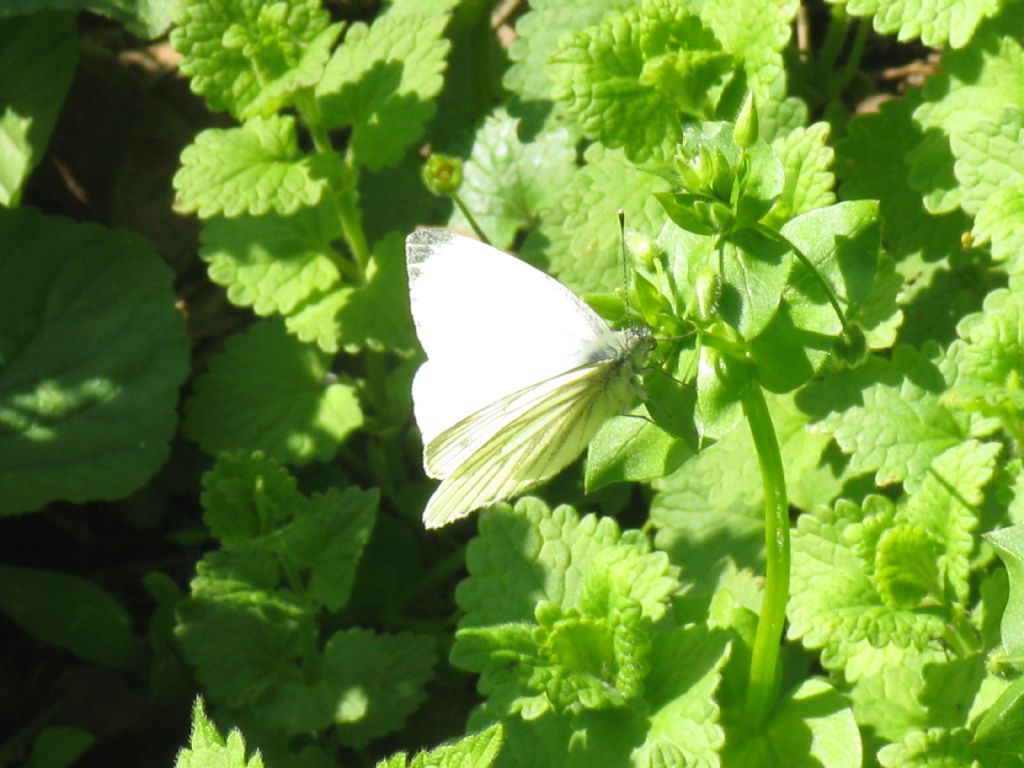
[{"left": 406, "top": 229, "right": 650, "bottom": 528}]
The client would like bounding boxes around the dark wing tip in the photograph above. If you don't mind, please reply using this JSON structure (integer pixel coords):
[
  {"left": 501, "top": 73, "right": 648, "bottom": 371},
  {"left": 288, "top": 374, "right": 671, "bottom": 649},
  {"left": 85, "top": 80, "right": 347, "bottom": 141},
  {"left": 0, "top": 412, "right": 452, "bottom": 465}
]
[{"left": 406, "top": 228, "right": 457, "bottom": 264}]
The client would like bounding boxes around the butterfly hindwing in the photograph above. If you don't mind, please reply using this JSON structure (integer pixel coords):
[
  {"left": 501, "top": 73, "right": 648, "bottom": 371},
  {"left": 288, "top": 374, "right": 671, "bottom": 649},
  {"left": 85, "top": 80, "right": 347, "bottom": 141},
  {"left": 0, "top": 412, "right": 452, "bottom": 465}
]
[{"left": 421, "top": 360, "right": 636, "bottom": 528}]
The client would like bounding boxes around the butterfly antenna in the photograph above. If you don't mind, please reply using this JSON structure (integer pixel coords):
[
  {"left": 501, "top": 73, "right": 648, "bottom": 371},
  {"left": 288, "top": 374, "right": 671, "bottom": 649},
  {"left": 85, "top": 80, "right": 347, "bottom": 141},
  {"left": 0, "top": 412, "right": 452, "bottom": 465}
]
[{"left": 618, "top": 209, "right": 634, "bottom": 322}]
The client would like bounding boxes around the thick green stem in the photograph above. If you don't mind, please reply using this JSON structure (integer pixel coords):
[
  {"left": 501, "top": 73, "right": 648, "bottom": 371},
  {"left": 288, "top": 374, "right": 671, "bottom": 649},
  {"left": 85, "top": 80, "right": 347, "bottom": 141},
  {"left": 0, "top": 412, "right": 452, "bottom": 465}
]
[
  {"left": 835, "top": 20, "right": 870, "bottom": 97},
  {"left": 815, "top": 5, "right": 850, "bottom": 86},
  {"left": 742, "top": 384, "right": 790, "bottom": 725}
]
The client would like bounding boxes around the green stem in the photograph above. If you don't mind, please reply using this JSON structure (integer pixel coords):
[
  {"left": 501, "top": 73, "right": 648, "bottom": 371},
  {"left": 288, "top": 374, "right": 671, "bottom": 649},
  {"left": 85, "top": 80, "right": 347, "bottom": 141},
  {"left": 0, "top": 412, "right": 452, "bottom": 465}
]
[
  {"left": 834, "top": 19, "right": 870, "bottom": 97},
  {"left": 815, "top": 5, "right": 850, "bottom": 88},
  {"left": 295, "top": 90, "right": 371, "bottom": 281},
  {"left": 742, "top": 384, "right": 790, "bottom": 725},
  {"left": 452, "top": 192, "right": 491, "bottom": 245}
]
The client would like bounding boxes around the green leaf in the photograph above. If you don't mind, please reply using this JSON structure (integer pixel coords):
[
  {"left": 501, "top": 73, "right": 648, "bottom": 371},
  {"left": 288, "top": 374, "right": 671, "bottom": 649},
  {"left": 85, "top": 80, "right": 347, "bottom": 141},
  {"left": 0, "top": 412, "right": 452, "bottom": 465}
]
[
  {"left": 285, "top": 231, "right": 416, "bottom": 354},
  {"left": 317, "top": 13, "right": 451, "bottom": 171},
  {"left": 279, "top": 486, "right": 378, "bottom": 611},
  {"left": 585, "top": 395, "right": 695, "bottom": 491},
  {"left": 750, "top": 200, "right": 879, "bottom": 392},
  {"left": 835, "top": 96, "right": 970, "bottom": 260},
  {"left": 718, "top": 227, "right": 791, "bottom": 339},
  {"left": 951, "top": 106, "right": 1024, "bottom": 216},
  {"left": 175, "top": 699, "right": 265, "bottom": 768},
  {"left": 505, "top": 0, "right": 632, "bottom": 103},
  {"left": 799, "top": 346, "right": 967, "bottom": 487},
  {"left": 788, "top": 496, "right": 951, "bottom": 681},
  {"left": 199, "top": 198, "right": 345, "bottom": 317},
  {"left": 571, "top": 625, "right": 730, "bottom": 766},
  {"left": 549, "top": 0, "right": 734, "bottom": 161},
  {"left": 723, "top": 678, "right": 861, "bottom": 767},
  {"left": 973, "top": 186, "right": 1024, "bottom": 270},
  {"left": 877, "top": 726, "right": 1019, "bottom": 768},
  {"left": 0, "top": 565, "right": 142, "bottom": 669},
  {"left": 942, "top": 288, "right": 1024, "bottom": 438},
  {"left": 407, "top": 724, "right": 504, "bottom": 768},
  {"left": 171, "top": 0, "right": 337, "bottom": 119},
  {"left": 261, "top": 629, "right": 436, "bottom": 746},
  {"left": 0, "top": 12, "right": 77, "bottom": 206},
  {"left": 525, "top": 144, "right": 670, "bottom": 295},
  {"left": 175, "top": 549, "right": 315, "bottom": 706},
  {"left": 686, "top": 0, "right": 795, "bottom": 105},
  {"left": 200, "top": 452, "right": 303, "bottom": 547},
  {"left": 27, "top": 726, "right": 95, "bottom": 768},
  {"left": 378, "top": 724, "right": 505, "bottom": 768},
  {"left": 909, "top": 6, "right": 1024, "bottom": 213},
  {"left": 183, "top": 320, "right": 363, "bottom": 465},
  {"left": 0, "top": 208, "right": 189, "bottom": 515},
  {"left": 0, "top": 0, "right": 172, "bottom": 38},
  {"left": 975, "top": 674, "right": 1024, "bottom": 752},
  {"left": 988, "top": 522, "right": 1024, "bottom": 659},
  {"left": 780, "top": 199, "right": 879, "bottom": 334},
  {"left": 831, "top": 0, "right": 1002, "bottom": 47},
  {"left": 902, "top": 440, "right": 1000, "bottom": 603},
  {"left": 174, "top": 116, "right": 328, "bottom": 219},
  {"left": 763, "top": 122, "right": 836, "bottom": 227},
  {"left": 453, "top": 499, "right": 679, "bottom": 717},
  {"left": 447, "top": 109, "right": 576, "bottom": 249}
]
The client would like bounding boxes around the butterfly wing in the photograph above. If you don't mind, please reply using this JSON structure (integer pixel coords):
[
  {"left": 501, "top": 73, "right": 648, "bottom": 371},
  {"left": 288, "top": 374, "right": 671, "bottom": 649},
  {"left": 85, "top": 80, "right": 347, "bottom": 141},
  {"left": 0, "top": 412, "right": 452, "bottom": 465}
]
[
  {"left": 406, "top": 229, "right": 615, "bottom": 446},
  {"left": 421, "top": 355, "right": 639, "bottom": 528}
]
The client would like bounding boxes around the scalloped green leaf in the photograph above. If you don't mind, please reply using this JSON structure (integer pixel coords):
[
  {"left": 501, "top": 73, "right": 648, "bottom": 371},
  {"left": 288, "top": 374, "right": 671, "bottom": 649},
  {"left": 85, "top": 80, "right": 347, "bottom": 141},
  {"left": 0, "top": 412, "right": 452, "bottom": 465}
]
[
  {"left": 1, "top": 0, "right": 172, "bottom": 39},
  {"left": 799, "top": 346, "right": 968, "bottom": 487},
  {"left": 789, "top": 496, "right": 950, "bottom": 681},
  {"left": 909, "top": 6, "right": 1024, "bottom": 213},
  {"left": 951, "top": 106, "right": 1024, "bottom": 216},
  {"left": 171, "top": 0, "right": 336, "bottom": 119},
  {"left": 378, "top": 724, "right": 504, "bottom": 768},
  {"left": 260, "top": 628, "right": 436, "bottom": 746},
  {"left": 549, "top": 0, "right": 733, "bottom": 162},
  {"left": 505, "top": 0, "right": 631, "bottom": 103},
  {"left": 877, "top": 726, "right": 1018, "bottom": 767},
  {"left": 284, "top": 231, "right": 416, "bottom": 354},
  {"left": 0, "top": 12, "right": 77, "bottom": 206},
  {"left": 524, "top": 143, "right": 670, "bottom": 296},
  {"left": 280, "top": 486, "right": 379, "bottom": 612},
  {"left": 198, "top": 198, "right": 344, "bottom": 317},
  {"left": 317, "top": 13, "right": 451, "bottom": 171},
  {"left": 973, "top": 187, "right": 1024, "bottom": 269},
  {"left": 448, "top": 109, "right": 576, "bottom": 250},
  {"left": 763, "top": 122, "right": 836, "bottom": 227},
  {"left": 174, "top": 116, "right": 328, "bottom": 219},
  {"left": 902, "top": 440, "right": 1000, "bottom": 602},
  {"left": 176, "top": 700, "right": 265, "bottom": 768},
  {"left": 835, "top": 96, "right": 969, "bottom": 260},
  {"left": 183, "top": 320, "right": 363, "bottom": 465},
  {"left": 200, "top": 452, "right": 303, "bottom": 547},
  {"left": 0, "top": 208, "right": 188, "bottom": 515},
  {"left": 175, "top": 549, "right": 315, "bottom": 706},
  {"left": 830, "top": 0, "right": 1002, "bottom": 48}
]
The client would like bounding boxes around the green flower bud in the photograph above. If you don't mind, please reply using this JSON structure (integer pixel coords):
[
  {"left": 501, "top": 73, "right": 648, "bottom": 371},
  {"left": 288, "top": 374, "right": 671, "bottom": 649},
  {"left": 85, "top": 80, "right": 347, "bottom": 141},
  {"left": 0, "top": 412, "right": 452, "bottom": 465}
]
[
  {"left": 422, "top": 154, "right": 463, "bottom": 196},
  {"left": 733, "top": 93, "right": 759, "bottom": 149}
]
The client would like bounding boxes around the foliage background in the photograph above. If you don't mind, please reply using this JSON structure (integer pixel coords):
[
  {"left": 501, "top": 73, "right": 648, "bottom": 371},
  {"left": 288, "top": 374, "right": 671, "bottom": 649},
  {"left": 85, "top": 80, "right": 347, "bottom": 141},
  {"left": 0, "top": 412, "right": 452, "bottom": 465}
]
[{"left": 1, "top": 0, "right": 1023, "bottom": 767}]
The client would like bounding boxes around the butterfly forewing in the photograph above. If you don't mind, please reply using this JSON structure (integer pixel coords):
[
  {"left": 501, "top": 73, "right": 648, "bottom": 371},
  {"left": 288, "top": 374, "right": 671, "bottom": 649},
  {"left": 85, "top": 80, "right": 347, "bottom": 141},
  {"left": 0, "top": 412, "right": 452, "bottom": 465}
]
[{"left": 407, "top": 229, "right": 615, "bottom": 445}]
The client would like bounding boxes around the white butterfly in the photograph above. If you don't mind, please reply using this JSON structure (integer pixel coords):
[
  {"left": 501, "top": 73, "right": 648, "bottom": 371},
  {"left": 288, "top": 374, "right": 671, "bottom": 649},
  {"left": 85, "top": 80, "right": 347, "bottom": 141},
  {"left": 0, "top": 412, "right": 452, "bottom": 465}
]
[{"left": 406, "top": 229, "right": 652, "bottom": 528}]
